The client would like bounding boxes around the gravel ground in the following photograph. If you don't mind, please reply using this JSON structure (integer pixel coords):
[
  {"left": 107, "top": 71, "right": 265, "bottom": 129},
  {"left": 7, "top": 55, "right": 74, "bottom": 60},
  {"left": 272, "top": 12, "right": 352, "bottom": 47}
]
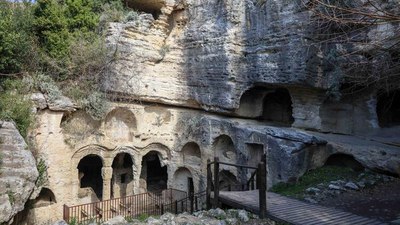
[{"left": 320, "top": 179, "right": 400, "bottom": 222}]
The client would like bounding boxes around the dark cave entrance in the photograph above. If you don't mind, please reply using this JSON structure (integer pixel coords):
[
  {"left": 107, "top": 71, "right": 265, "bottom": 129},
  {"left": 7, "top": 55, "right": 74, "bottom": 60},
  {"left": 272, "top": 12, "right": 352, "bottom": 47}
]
[
  {"left": 140, "top": 151, "right": 168, "bottom": 193},
  {"left": 111, "top": 153, "right": 134, "bottom": 198},
  {"left": 236, "top": 87, "right": 294, "bottom": 126},
  {"left": 377, "top": 90, "right": 400, "bottom": 127},
  {"left": 261, "top": 88, "right": 294, "bottom": 126},
  {"left": 124, "top": 0, "right": 162, "bottom": 20},
  {"left": 78, "top": 155, "right": 103, "bottom": 200},
  {"left": 325, "top": 154, "right": 364, "bottom": 171}
]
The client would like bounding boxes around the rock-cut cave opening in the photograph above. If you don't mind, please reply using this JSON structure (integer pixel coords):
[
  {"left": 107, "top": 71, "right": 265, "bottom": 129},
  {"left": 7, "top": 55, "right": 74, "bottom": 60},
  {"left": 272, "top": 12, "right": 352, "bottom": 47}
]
[
  {"left": 125, "top": 0, "right": 163, "bottom": 20},
  {"left": 236, "top": 87, "right": 294, "bottom": 126},
  {"left": 78, "top": 155, "right": 103, "bottom": 200},
  {"left": 140, "top": 151, "right": 168, "bottom": 193},
  {"left": 377, "top": 90, "right": 400, "bottom": 127},
  {"left": 261, "top": 88, "right": 294, "bottom": 126},
  {"left": 325, "top": 154, "right": 364, "bottom": 171},
  {"left": 111, "top": 153, "right": 134, "bottom": 198}
]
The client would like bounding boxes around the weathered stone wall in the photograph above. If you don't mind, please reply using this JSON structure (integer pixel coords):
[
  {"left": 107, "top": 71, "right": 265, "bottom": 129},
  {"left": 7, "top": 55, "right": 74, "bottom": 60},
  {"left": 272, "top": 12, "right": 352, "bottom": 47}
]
[
  {"left": 21, "top": 0, "right": 400, "bottom": 224},
  {"left": 25, "top": 103, "right": 326, "bottom": 224},
  {"left": 103, "top": 0, "right": 331, "bottom": 113},
  {"left": 0, "top": 121, "right": 38, "bottom": 224}
]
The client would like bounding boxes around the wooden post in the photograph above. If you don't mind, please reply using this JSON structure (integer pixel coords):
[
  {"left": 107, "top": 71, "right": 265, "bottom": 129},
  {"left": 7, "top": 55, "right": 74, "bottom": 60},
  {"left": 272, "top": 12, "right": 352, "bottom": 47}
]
[
  {"left": 258, "top": 162, "right": 267, "bottom": 219},
  {"left": 213, "top": 157, "right": 220, "bottom": 209},
  {"left": 188, "top": 178, "right": 194, "bottom": 214},
  {"left": 206, "top": 159, "right": 212, "bottom": 209},
  {"left": 174, "top": 200, "right": 178, "bottom": 214},
  {"left": 63, "top": 204, "right": 69, "bottom": 222},
  {"left": 195, "top": 196, "right": 198, "bottom": 211},
  {"left": 161, "top": 204, "right": 164, "bottom": 215}
]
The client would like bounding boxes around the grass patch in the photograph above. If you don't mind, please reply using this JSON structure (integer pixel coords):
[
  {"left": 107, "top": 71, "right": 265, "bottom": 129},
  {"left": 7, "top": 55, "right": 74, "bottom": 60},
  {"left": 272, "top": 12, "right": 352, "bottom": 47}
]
[{"left": 270, "top": 166, "right": 359, "bottom": 199}]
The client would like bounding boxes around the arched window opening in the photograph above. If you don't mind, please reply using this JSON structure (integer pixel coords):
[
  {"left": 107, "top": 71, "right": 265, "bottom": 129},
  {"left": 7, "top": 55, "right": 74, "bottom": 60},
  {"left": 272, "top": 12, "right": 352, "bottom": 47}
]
[
  {"left": 140, "top": 151, "right": 168, "bottom": 193},
  {"left": 182, "top": 142, "right": 201, "bottom": 167},
  {"left": 173, "top": 167, "right": 193, "bottom": 193},
  {"left": 77, "top": 155, "right": 103, "bottom": 200},
  {"left": 33, "top": 188, "right": 56, "bottom": 208},
  {"left": 111, "top": 153, "right": 134, "bottom": 198},
  {"left": 377, "top": 90, "right": 400, "bottom": 127}
]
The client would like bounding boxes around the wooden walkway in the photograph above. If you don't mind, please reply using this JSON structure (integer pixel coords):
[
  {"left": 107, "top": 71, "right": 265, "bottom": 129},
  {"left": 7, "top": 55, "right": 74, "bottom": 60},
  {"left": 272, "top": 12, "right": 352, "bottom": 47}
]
[{"left": 216, "top": 191, "right": 387, "bottom": 225}]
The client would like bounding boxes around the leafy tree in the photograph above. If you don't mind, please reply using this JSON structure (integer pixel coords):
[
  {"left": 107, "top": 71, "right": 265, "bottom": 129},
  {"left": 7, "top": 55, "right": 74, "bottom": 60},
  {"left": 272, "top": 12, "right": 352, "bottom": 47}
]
[
  {"left": 33, "top": 0, "right": 70, "bottom": 59},
  {"left": 65, "top": 0, "right": 99, "bottom": 33},
  {"left": 0, "top": 0, "right": 36, "bottom": 74}
]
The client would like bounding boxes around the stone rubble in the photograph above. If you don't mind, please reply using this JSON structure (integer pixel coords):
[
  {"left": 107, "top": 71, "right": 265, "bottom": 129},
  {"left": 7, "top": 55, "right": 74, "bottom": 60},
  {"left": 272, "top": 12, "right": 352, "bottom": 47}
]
[
  {"left": 302, "top": 172, "right": 398, "bottom": 203},
  {"left": 57, "top": 209, "right": 274, "bottom": 225}
]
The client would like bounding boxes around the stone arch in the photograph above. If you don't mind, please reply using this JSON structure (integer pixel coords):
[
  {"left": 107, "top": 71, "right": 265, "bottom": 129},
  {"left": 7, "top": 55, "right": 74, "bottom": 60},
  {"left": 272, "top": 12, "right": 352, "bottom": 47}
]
[
  {"left": 71, "top": 145, "right": 110, "bottom": 164},
  {"left": 236, "top": 86, "right": 294, "bottom": 126},
  {"left": 77, "top": 154, "right": 104, "bottom": 200},
  {"left": 213, "top": 135, "right": 236, "bottom": 163},
  {"left": 33, "top": 188, "right": 56, "bottom": 208},
  {"left": 182, "top": 142, "right": 201, "bottom": 167},
  {"left": 236, "top": 87, "right": 271, "bottom": 118},
  {"left": 213, "top": 135, "right": 238, "bottom": 176},
  {"left": 324, "top": 153, "right": 364, "bottom": 171},
  {"left": 173, "top": 167, "right": 193, "bottom": 193},
  {"left": 105, "top": 107, "right": 137, "bottom": 142},
  {"left": 61, "top": 110, "right": 101, "bottom": 130},
  {"left": 111, "top": 153, "right": 134, "bottom": 198},
  {"left": 377, "top": 90, "right": 400, "bottom": 127},
  {"left": 140, "top": 150, "right": 168, "bottom": 193}
]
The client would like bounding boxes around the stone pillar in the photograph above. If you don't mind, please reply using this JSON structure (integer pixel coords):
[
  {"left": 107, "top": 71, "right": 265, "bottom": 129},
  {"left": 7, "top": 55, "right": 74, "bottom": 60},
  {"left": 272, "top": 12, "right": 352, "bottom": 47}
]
[
  {"left": 290, "top": 88, "right": 325, "bottom": 130},
  {"left": 102, "top": 167, "right": 113, "bottom": 200}
]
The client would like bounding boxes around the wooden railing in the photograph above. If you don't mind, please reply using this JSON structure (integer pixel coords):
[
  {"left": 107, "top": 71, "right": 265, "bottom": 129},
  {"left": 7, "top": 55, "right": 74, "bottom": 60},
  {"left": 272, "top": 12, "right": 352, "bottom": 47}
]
[
  {"left": 63, "top": 189, "right": 189, "bottom": 224},
  {"left": 206, "top": 154, "right": 267, "bottom": 218}
]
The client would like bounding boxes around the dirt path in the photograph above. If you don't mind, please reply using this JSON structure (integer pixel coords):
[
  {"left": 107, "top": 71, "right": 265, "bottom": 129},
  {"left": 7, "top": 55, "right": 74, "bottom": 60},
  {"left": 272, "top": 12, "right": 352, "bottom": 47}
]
[{"left": 320, "top": 180, "right": 400, "bottom": 222}]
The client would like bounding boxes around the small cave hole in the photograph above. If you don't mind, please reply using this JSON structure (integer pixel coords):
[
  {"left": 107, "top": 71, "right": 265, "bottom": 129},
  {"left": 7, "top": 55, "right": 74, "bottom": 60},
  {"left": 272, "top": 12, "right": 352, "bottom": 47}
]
[
  {"left": 125, "top": 0, "right": 163, "bottom": 20},
  {"left": 325, "top": 154, "right": 364, "bottom": 171}
]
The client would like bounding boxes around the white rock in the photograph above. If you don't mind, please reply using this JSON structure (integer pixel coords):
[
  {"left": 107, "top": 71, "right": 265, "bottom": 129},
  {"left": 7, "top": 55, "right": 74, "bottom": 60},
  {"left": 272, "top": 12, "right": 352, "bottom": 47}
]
[
  {"left": 345, "top": 182, "right": 359, "bottom": 190},
  {"left": 328, "top": 184, "right": 342, "bottom": 190},
  {"left": 237, "top": 210, "right": 249, "bottom": 222},
  {"left": 47, "top": 95, "right": 76, "bottom": 112},
  {"left": 30, "top": 93, "right": 47, "bottom": 109},
  {"left": 306, "top": 187, "right": 321, "bottom": 194},
  {"left": 52, "top": 220, "right": 68, "bottom": 225},
  {"left": 103, "top": 215, "right": 127, "bottom": 225}
]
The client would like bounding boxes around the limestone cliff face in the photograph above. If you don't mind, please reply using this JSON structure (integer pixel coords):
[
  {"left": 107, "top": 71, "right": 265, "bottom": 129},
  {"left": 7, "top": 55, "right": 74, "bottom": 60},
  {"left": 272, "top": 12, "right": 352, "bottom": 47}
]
[
  {"left": 0, "top": 121, "right": 38, "bottom": 224},
  {"left": 103, "top": 0, "right": 330, "bottom": 112}
]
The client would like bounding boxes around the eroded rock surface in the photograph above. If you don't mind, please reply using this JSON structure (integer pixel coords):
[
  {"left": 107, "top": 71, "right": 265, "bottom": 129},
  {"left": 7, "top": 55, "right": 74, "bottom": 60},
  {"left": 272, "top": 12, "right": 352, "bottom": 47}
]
[{"left": 0, "top": 121, "right": 38, "bottom": 224}]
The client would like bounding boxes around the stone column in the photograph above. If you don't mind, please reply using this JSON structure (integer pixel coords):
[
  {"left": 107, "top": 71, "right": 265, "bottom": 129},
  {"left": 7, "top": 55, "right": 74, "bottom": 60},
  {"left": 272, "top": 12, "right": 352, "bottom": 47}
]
[{"left": 102, "top": 167, "right": 113, "bottom": 200}]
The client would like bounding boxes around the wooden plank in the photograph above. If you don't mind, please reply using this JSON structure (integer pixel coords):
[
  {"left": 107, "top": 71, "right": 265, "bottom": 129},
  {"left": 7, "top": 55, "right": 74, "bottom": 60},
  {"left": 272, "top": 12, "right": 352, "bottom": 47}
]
[
  {"left": 216, "top": 191, "right": 387, "bottom": 225},
  {"left": 306, "top": 213, "right": 359, "bottom": 225}
]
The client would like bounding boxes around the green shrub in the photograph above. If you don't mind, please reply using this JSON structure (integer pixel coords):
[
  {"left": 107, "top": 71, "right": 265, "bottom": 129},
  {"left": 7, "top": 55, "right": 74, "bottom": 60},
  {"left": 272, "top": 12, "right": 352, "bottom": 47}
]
[
  {"left": 125, "top": 10, "right": 139, "bottom": 22},
  {"left": 99, "top": 1, "right": 125, "bottom": 27},
  {"left": 36, "top": 159, "right": 47, "bottom": 186},
  {"left": 0, "top": 78, "right": 33, "bottom": 138},
  {"left": 34, "top": 74, "right": 62, "bottom": 102},
  {"left": 82, "top": 92, "right": 109, "bottom": 120}
]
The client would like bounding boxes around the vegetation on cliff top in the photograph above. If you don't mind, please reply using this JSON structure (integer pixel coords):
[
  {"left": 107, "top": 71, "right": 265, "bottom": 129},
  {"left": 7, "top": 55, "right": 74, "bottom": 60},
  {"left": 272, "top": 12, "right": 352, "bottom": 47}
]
[{"left": 0, "top": 0, "right": 134, "bottom": 136}]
